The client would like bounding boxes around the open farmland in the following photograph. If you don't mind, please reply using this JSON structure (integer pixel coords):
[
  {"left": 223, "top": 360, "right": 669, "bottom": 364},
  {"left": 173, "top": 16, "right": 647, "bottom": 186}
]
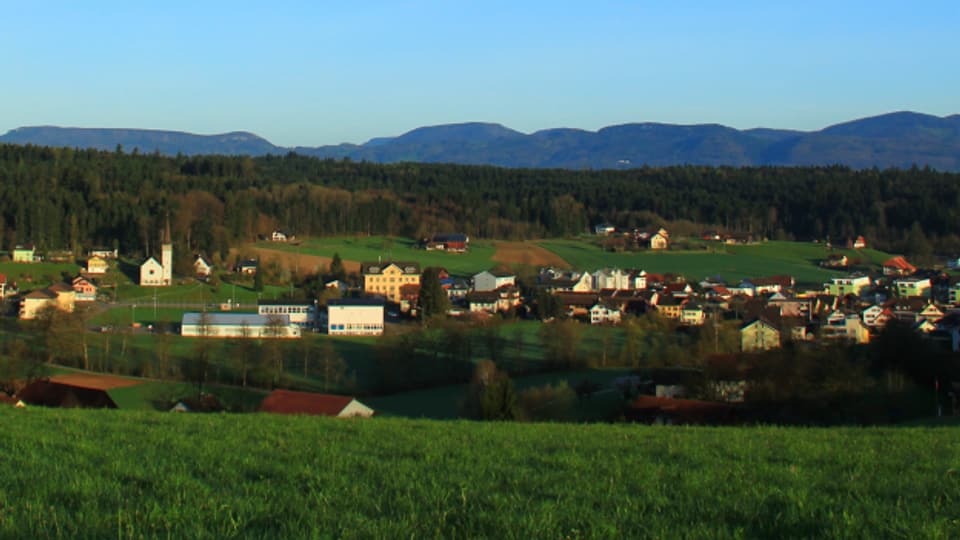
[
  {"left": 539, "top": 239, "right": 892, "bottom": 284},
  {"left": 1, "top": 408, "right": 957, "bottom": 539}
]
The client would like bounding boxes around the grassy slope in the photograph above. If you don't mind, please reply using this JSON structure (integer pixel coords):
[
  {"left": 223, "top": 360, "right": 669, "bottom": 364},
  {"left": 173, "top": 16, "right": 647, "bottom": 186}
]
[
  {"left": 253, "top": 236, "right": 500, "bottom": 277},
  {"left": 1, "top": 408, "right": 957, "bottom": 539},
  {"left": 539, "top": 239, "right": 893, "bottom": 285}
]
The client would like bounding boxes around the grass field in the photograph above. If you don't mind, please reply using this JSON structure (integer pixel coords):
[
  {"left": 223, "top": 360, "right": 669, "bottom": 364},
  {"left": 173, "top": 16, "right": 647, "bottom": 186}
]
[
  {"left": 1, "top": 408, "right": 957, "bottom": 539},
  {"left": 539, "top": 239, "right": 893, "bottom": 285},
  {"left": 0, "top": 261, "right": 82, "bottom": 289},
  {"left": 252, "top": 236, "right": 501, "bottom": 277}
]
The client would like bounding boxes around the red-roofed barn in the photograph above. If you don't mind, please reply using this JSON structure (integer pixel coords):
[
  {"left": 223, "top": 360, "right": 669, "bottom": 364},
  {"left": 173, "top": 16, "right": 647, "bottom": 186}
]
[{"left": 258, "top": 390, "right": 375, "bottom": 418}]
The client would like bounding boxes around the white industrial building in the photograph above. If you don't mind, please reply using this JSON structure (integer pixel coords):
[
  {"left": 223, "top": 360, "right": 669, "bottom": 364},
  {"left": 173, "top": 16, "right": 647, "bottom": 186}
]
[
  {"left": 326, "top": 298, "right": 385, "bottom": 336},
  {"left": 180, "top": 312, "right": 301, "bottom": 338}
]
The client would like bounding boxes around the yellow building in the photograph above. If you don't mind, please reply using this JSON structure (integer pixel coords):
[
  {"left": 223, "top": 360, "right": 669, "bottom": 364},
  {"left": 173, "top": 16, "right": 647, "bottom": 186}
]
[
  {"left": 740, "top": 318, "right": 781, "bottom": 352},
  {"left": 85, "top": 256, "right": 109, "bottom": 275},
  {"left": 362, "top": 261, "right": 421, "bottom": 303},
  {"left": 19, "top": 284, "right": 76, "bottom": 320}
]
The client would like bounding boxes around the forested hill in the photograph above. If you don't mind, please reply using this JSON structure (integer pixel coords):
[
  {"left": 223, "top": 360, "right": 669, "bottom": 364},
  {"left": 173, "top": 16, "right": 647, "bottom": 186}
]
[
  {"left": 0, "top": 144, "right": 958, "bottom": 261},
  {"left": 2, "top": 111, "right": 959, "bottom": 170}
]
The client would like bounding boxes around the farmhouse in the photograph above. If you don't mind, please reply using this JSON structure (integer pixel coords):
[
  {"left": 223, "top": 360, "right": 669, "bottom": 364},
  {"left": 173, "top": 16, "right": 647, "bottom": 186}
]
[
  {"left": 258, "top": 389, "right": 375, "bottom": 417},
  {"left": 326, "top": 298, "right": 385, "bottom": 336},
  {"left": 16, "top": 374, "right": 142, "bottom": 409},
  {"left": 180, "top": 312, "right": 301, "bottom": 338},
  {"left": 422, "top": 233, "right": 469, "bottom": 253},
  {"left": 362, "top": 261, "right": 421, "bottom": 304}
]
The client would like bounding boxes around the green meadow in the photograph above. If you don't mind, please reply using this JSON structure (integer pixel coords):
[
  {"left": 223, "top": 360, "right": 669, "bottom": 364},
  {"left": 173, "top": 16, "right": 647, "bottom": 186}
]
[
  {"left": 253, "top": 236, "right": 500, "bottom": 277},
  {"left": 1, "top": 408, "right": 957, "bottom": 539},
  {"left": 539, "top": 239, "right": 893, "bottom": 285}
]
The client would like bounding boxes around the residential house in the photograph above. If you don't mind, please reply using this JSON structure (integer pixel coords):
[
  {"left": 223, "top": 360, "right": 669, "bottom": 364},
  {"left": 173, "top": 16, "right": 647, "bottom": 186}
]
[
  {"left": 258, "top": 299, "right": 317, "bottom": 327},
  {"left": 194, "top": 255, "right": 213, "bottom": 278},
  {"left": 362, "top": 261, "right": 421, "bottom": 304},
  {"left": 824, "top": 274, "right": 871, "bottom": 297},
  {"left": 258, "top": 390, "right": 374, "bottom": 417},
  {"left": 594, "top": 223, "right": 616, "bottom": 236},
  {"left": 71, "top": 276, "right": 98, "bottom": 302},
  {"left": 12, "top": 245, "right": 35, "bottom": 263},
  {"left": 554, "top": 292, "right": 600, "bottom": 319},
  {"left": 325, "top": 279, "right": 349, "bottom": 293},
  {"left": 633, "top": 227, "right": 669, "bottom": 250},
  {"left": 821, "top": 253, "right": 849, "bottom": 268},
  {"left": 950, "top": 283, "right": 960, "bottom": 306},
  {"left": 743, "top": 275, "right": 795, "bottom": 295},
  {"left": 848, "top": 236, "right": 867, "bottom": 249},
  {"left": 629, "top": 270, "right": 648, "bottom": 290},
  {"left": 85, "top": 256, "right": 109, "bottom": 275},
  {"left": 0, "top": 274, "right": 9, "bottom": 298},
  {"left": 947, "top": 256, "right": 960, "bottom": 270},
  {"left": 467, "top": 287, "right": 521, "bottom": 315},
  {"left": 539, "top": 270, "right": 593, "bottom": 293},
  {"left": 919, "top": 302, "right": 945, "bottom": 323},
  {"left": 894, "top": 277, "right": 931, "bottom": 298},
  {"left": 592, "top": 268, "right": 632, "bottom": 291},
  {"left": 740, "top": 318, "right": 781, "bottom": 352},
  {"left": 821, "top": 315, "right": 871, "bottom": 344},
  {"left": 589, "top": 302, "right": 622, "bottom": 325},
  {"left": 680, "top": 303, "right": 706, "bottom": 326},
  {"left": 473, "top": 269, "right": 516, "bottom": 292},
  {"left": 656, "top": 295, "right": 687, "bottom": 321},
  {"left": 237, "top": 259, "right": 259, "bottom": 275},
  {"left": 19, "top": 284, "right": 76, "bottom": 320},
  {"left": 89, "top": 247, "right": 118, "bottom": 259},
  {"left": 882, "top": 256, "right": 916, "bottom": 277},
  {"left": 326, "top": 298, "right": 384, "bottom": 336},
  {"left": 270, "top": 230, "right": 294, "bottom": 242},
  {"left": 861, "top": 304, "right": 892, "bottom": 328}
]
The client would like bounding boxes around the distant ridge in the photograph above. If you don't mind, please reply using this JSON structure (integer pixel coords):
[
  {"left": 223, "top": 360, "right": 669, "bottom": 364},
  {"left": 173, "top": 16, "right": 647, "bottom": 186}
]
[{"left": 2, "top": 111, "right": 958, "bottom": 171}]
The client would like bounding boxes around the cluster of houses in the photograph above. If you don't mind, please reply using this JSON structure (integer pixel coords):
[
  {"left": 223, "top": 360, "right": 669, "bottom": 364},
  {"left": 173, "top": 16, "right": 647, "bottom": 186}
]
[{"left": 594, "top": 224, "right": 670, "bottom": 250}]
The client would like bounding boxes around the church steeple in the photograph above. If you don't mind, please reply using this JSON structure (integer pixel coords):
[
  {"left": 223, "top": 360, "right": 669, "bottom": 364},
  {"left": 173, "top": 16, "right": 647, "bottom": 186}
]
[{"left": 162, "top": 213, "right": 172, "bottom": 246}]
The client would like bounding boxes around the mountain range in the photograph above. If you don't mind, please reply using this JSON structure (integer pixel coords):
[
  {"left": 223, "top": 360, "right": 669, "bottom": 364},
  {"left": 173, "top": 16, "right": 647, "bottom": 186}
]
[{"left": 2, "top": 111, "right": 959, "bottom": 171}]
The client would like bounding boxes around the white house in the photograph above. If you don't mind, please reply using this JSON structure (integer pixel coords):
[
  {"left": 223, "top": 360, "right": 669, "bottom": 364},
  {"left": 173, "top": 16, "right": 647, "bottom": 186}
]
[
  {"left": 326, "top": 298, "right": 384, "bottom": 336},
  {"left": 473, "top": 270, "right": 516, "bottom": 292},
  {"left": 194, "top": 255, "right": 213, "bottom": 278},
  {"left": 271, "top": 230, "right": 293, "bottom": 242},
  {"left": 180, "top": 312, "right": 301, "bottom": 338},
  {"left": 594, "top": 223, "right": 615, "bottom": 236},
  {"left": 592, "top": 268, "right": 632, "bottom": 291},
  {"left": 589, "top": 302, "right": 622, "bottom": 325}
]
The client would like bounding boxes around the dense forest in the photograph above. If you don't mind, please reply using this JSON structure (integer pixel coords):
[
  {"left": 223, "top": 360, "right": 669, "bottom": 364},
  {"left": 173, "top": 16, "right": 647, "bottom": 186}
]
[{"left": 1, "top": 143, "right": 958, "bottom": 260}]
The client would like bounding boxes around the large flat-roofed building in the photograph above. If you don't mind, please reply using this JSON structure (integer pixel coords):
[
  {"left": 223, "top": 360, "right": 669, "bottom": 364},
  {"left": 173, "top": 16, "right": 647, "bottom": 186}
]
[
  {"left": 180, "top": 312, "right": 301, "bottom": 338},
  {"left": 326, "top": 298, "right": 385, "bottom": 336},
  {"left": 257, "top": 299, "right": 317, "bottom": 326}
]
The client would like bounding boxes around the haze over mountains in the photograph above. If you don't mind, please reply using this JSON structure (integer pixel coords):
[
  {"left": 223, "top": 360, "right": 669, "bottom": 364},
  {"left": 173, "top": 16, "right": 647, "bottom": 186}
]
[{"left": 2, "top": 111, "right": 958, "bottom": 171}]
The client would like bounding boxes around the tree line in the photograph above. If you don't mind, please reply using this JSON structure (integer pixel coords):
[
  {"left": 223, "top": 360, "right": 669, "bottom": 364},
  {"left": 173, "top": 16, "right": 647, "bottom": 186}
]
[{"left": 1, "top": 143, "right": 959, "bottom": 259}]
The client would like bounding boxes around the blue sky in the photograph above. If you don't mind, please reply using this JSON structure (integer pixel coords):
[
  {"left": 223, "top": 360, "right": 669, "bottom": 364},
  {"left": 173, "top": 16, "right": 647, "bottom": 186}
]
[{"left": 2, "top": 1, "right": 957, "bottom": 146}]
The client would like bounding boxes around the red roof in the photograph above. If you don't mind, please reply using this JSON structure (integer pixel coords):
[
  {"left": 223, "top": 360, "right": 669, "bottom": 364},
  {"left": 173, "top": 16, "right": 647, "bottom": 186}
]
[
  {"left": 883, "top": 256, "right": 916, "bottom": 272},
  {"left": 258, "top": 390, "right": 356, "bottom": 416},
  {"left": 48, "top": 373, "right": 143, "bottom": 391}
]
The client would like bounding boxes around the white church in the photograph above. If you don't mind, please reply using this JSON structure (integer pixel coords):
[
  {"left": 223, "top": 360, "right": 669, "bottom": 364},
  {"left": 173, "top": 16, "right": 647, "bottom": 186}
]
[{"left": 140, "top": 220, "right": 173, "bottom": 287}]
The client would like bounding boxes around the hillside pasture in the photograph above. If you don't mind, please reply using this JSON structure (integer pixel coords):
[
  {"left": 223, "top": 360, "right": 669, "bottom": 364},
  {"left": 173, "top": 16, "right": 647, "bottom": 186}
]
[
  {"left": 539, "top": 239, "right": 892, "bottom": 285},
  {"left": 1, "top": 408, "right": 957, "bottom": 539}
]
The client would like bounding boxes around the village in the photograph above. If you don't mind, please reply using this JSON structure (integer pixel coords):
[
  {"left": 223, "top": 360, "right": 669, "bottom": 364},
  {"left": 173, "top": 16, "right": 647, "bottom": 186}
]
[{"left": 2, "top": 223, "right": 959, "bottom": 421}]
